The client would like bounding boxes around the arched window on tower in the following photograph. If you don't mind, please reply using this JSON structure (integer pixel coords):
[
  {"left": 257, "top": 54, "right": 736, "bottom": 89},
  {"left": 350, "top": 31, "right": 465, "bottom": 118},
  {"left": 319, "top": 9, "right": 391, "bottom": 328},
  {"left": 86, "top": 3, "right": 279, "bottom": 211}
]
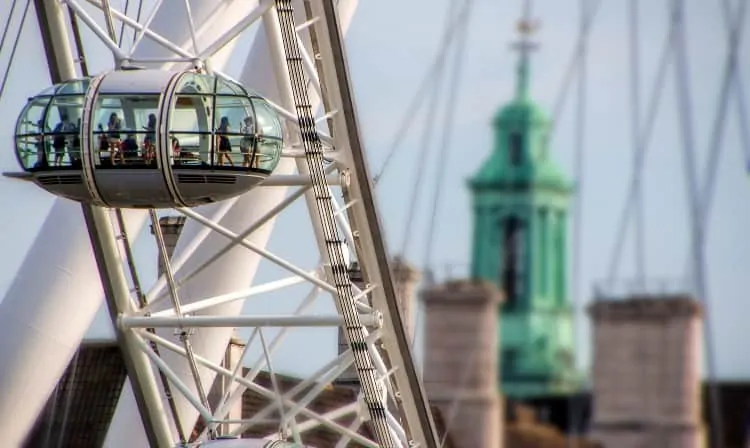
[
  {"left": 508, "top": 131, "right": 523, "bottom": 166},
  {"left": 500, "top": 215, "right": 526, "bottom": 308}
]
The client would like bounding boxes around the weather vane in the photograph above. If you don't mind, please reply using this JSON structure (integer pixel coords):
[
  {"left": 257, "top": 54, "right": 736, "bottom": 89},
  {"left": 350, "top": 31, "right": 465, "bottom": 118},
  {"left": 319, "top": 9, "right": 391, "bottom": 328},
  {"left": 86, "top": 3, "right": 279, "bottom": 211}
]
[{"left": 511, "top": 0, "right": 541, "bottom": 55}]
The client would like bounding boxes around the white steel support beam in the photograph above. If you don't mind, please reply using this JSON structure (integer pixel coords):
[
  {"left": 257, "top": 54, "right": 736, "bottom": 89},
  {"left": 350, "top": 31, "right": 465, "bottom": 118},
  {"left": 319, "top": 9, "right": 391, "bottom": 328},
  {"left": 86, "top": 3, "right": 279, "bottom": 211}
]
[
  {"left": 32, "top": 1, "right": 174, "bottom": 446},
  {"left": 135, "top": 336, "right": 214, "bottom": 424},
  {"left": 140, "top": 330, "right": 380, "bottom": 447},
  {"left": 177, "top": 207, "right": 337, "bottom": 293},
  {"left": 128, "top": 0, "right": 164, "bottom": 56},
  {"left": 120, "top": 314, "right": 379, "bottom": 328},
  {"left": 234, "top": 350, "right": 353, "bottom": 434},
  {"left": 146, "top": 273, "right": 311, "bottom": 317},
  {"left": 144, "top": 199, "right": 240, "bottom": 305},
  {"left": 260, "top": 174, "right": 342, "bottom": 186},
  {"left": 208, "top": 283, "right": 325, "bottom": 433},
  {"left": 82, "top": 0, "right": 197, "bottom": 61},
  {"left": 198, "top": 0, "right": 274, "bottom": 60},
  {"left": 263, "top": 3, "right": 433, "bottom": 446},
  {"left": 17, "top": 1, "right": 437, "bottom": 446},
  {"left": 307, "top": 1, "right": 440, "bottom": 446},
  {"left": 284, "top": 403, "right": 363, "bottom": 440},
  {"left": 264, "top": 97, "right": 335, "bottom": 144},
  {"left": 84, "top": 209, "right": 175, "bottom": 445},
  {"left": 64, "top": 0, "right": 129, "bottom": 64},
  {"left": 146, "top": 164, "right": 336, "bottom": 306}
]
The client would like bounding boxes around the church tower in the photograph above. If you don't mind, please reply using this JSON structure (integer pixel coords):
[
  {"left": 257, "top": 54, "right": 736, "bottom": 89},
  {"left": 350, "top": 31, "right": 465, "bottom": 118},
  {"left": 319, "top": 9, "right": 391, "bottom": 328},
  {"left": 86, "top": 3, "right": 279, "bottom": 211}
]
[{"left": 468, "top": 15, "right": 579, "bottom": 399}]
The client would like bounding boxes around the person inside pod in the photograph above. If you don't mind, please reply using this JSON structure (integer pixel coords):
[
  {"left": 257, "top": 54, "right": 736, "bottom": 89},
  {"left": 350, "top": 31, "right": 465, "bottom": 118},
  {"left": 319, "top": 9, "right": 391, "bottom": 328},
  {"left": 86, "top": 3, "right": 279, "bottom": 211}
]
[
  {"left": 143, "top": 113, "right": 157, "bottom": 165},
  {"left": 240, "top": 115, "right": 256, "bottom": 168},
  {"left": 107, "top": 112, "right": 123, "bottom": 165},
  {"left": 216, "top": 116, "right": 233, "bottom": 167},
  {"left": 33, "top": 118, "right": 49, "bottom": 169},
  {"left": 70, "top": 118, "right": 82, "bottom": 168},
  {"left": 52, "top": 113, "right": 74, "bottom": 167},
  {"left": 121, "top": 134, "right": 139, "bottom": 164}
]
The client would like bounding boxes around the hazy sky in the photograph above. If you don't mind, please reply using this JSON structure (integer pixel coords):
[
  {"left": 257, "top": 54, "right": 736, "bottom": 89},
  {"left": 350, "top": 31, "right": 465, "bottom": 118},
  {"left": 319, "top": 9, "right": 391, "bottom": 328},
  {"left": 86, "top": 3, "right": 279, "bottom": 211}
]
[{"left": 0, "top": 0, "right": 749, "bottom": 380}]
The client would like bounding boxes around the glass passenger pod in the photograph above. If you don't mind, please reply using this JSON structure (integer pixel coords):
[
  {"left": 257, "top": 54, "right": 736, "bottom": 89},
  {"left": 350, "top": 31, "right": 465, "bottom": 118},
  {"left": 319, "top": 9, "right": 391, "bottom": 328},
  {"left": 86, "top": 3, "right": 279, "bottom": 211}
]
[
  {"left": 87, "top": 69, "right": 176, "bottom": 208},
  {"left": 167, "top": 72, "right": 284, "bottom": 207},
  {"left": 15, "top": 78, "right": 91, "bottom": 203},
  {"left": 15, "top": 69, "right": 284, "bottom": 208}
]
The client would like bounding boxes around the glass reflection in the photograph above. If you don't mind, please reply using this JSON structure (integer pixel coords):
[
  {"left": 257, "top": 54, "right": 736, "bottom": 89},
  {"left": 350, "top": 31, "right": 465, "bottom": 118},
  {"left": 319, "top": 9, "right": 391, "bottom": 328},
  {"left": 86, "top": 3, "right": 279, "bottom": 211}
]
[{"left": 91, "top": 94, "right": 160, "bottom": 168}]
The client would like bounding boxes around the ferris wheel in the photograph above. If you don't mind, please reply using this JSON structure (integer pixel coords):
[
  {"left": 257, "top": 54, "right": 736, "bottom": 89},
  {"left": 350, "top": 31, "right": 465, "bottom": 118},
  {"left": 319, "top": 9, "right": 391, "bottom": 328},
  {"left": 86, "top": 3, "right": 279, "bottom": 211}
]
[{"left": 0, "top": 0, "right": 439, "bottom": 447}]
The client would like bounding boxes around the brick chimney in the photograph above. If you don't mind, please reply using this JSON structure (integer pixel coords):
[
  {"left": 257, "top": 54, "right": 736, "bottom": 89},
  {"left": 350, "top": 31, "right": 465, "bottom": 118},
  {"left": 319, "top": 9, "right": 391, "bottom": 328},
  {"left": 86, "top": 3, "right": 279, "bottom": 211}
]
[
  {"left": 422, "top": 280, "right": 504, "bottom": 448},
  {"left": 391, "top": 256, "right": 420, "bottom": 343},
  {"left": 588, "top": 295, "right": 705, "bottom": 448},
  {"left": 150, "top": 215, "right": 187, "bottom": 276},
  {"left": 206, "top": 335, "right": 246, "bottom": 435}
]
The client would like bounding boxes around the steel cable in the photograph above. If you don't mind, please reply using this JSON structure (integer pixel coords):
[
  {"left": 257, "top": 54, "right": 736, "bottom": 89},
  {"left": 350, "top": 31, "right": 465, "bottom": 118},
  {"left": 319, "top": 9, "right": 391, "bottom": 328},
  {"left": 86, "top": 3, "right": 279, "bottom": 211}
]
[
  {"left": 0, "top": 0, "right": 31, "bottom": 102},
  {"left": 421, "top": 0, "right": 474, "bottom": 282},
  {"left": 630, "top": 0, "right": 646, "bottom": 285},
  {"left": 0, "top": 0, "right": 20, "bottom": 72},
  {"left": 374, "top": 0, "right": 477, "bottom": 186},
  {"left": 670, "top": 0, "right": 725, "bottom": 445},
  {"left": 566, "top": 0, "right": 592, "bottom": 443},
  {"left": 545, "top": 0, "right": 601, "bottom": 143},
  {"left": 117, "top": 0, "right": 130, "bottom": 46},
  {"left": 605, "top": 17, "right": 678, "bottom": 283},
  {"left": 697, "top": 0, "right": 749, "bottom": 228},
  {"left": 398, "top": 0, "right": 470, "bottom": 260}
]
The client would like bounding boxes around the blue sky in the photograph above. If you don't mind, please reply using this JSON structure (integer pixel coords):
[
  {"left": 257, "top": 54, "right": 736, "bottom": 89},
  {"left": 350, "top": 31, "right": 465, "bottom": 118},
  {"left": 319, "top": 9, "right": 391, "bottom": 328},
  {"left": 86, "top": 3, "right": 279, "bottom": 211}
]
[{"left": 0, "top": 0, "right": 749, "bottom": 380}]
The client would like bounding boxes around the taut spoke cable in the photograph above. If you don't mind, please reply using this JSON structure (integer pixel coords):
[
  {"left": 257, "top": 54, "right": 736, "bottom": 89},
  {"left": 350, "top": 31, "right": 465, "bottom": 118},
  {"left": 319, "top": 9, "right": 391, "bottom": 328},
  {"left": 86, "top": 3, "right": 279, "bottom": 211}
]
[
  {"left": 697, "top": 0, "right": 748, "bottom": 224},
  {"left": 0, "top": 0, "right": 20, "bottom": 72},
  {"left": 374, "top": 0, "right": 477, "bottom": 186},
  {"left": 606, "top": 15, "right": 677, "bottom": 283},
  {"left": 398, "top": 0, "right": 471, "bottom": 259},
  {"left": 546, "top": 0, "right": 601, "bottom": 143},
  {"left": 0, "top": 0, "right": 32, "bottom": 103},
  {"left": 670, "top": 0, "right": 725, "bottom": 446},
  {"left": 567, "top": 0, "right": 594, "bottom": 444},
  {"left": 421, "top": 0, "right": 475, "bottom": 282},
  {"left": 629, "top": 0, "right": 646, "bottom": 285}
]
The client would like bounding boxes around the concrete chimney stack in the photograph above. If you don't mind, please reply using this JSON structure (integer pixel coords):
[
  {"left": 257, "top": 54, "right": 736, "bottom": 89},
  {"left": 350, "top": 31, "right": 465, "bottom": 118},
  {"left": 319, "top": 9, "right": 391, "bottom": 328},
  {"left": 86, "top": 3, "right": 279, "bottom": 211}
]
[
  {"left": 390, "top": 256, "right": 421, "bottom": 343},
  {"left": 206, "top": 334, "right": 245, "bottom": 436},
  {"left": 150, "top": 215, "right": 187, "bottom": 277},
  {"left": 589, "top": 295, "right": 705, "bottom": 448},
  {"left": 422, "top": 280, "right": 503, "bottom": 448}
]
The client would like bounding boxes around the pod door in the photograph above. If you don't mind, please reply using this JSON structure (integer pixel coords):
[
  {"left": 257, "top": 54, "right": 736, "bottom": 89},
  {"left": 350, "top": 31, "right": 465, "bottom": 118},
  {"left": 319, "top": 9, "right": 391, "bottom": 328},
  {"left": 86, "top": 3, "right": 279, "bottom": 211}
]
[{"left": 90, "top": 93, "right": 172, "bottom": 207}]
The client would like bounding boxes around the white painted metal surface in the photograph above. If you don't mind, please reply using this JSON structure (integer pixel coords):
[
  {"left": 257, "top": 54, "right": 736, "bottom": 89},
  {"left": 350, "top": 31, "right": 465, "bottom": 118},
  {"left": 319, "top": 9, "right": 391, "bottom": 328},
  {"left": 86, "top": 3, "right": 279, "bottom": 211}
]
[
  {"left": 106, "top": 2, "right": 359, "bottom": 444},
  {"left": 5, "top": 1, "right": 439, "bottom": 446},
  {"left": 0, "top": 203, "right": 145, "bottom": 447},
  {"left": 0, "top": 0, "right": 239, "bottom": 444}
]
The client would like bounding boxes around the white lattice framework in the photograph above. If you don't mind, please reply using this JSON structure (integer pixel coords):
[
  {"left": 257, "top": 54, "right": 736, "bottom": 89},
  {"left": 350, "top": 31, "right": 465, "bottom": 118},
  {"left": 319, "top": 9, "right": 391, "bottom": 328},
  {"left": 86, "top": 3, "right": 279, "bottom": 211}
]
[{"left": 2, "top": 0, "right": 440, "bottom": 447}]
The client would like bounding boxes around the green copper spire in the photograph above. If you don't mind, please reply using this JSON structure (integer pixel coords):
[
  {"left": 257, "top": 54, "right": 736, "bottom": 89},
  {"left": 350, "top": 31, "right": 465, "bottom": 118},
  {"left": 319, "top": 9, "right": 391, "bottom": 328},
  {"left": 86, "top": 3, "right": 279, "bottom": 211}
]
[
  {"left": 513, "top": 17, "right": 538, "bottom": 100},
  {"left": 467, "top": 5, "right": 581, "bottom": 399}
]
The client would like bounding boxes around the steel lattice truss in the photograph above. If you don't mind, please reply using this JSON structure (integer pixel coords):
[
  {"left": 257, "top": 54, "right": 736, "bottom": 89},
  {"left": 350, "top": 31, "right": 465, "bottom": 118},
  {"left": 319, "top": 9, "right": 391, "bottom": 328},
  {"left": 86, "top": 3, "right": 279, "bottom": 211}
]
[{"left": 45, "top": 0, "right": 440, "bottom": 446}]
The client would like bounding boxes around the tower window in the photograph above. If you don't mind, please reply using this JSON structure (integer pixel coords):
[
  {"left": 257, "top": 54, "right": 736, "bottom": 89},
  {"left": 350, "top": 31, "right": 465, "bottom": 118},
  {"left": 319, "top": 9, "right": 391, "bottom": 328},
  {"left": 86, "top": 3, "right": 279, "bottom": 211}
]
[
  {"left": 500, "top": 215, "right": 525, "bottom": 307},
  {"left": 509, "top": 132, "right": 523, "bottom": 166}
]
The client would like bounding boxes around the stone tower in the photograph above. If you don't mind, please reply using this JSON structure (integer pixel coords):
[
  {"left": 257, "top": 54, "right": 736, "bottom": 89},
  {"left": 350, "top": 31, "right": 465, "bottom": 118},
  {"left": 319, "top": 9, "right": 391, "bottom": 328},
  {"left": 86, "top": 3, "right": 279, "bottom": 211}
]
[
  {"left": 422, "top": 280, "right": 504, "bottom": 448},
  {"left": 467, "top": 17, "right": 578, "bottom": 398},
  {"left": 588, "top": 293, "right": 705, "bottom": 448}
]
